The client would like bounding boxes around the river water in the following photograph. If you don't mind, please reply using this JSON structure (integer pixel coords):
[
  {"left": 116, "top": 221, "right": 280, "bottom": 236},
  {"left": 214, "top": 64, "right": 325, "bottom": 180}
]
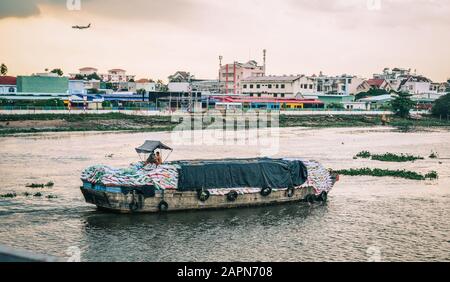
[{"left": 0, "top": 127, "right": 449, "bottom": 262}]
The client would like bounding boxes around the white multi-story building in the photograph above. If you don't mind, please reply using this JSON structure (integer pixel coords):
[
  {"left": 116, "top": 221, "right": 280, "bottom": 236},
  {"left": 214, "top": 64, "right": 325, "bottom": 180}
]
[
  {"left": 78, "top": 67, "right": 99, "bottom": 76},
  {"left": 99, "top": 69, "right": 135, "bottom": 83},
  {"left": 314, "top": 74, "right": 365, "bottom": 96},
  {"left": 399, "top": 76, "right": 433, "bottom": 95},
  {"left": 135, "top": 79, "right": 156, "bottom": 93},
  {"left": 241, "top": 75, "right": 309, "bottom": 98}
]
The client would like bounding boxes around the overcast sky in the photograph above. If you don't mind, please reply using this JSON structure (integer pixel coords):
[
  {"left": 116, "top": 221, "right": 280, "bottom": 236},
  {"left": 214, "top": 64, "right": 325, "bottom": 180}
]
[{"left": 1, "top": 0, "right": 449, "bottom": 82}]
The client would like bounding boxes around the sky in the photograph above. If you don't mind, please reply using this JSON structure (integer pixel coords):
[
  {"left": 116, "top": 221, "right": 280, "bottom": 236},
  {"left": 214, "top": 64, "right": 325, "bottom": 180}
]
[{"left": 1, "top": 0, "right": 449, "bottom": 82}]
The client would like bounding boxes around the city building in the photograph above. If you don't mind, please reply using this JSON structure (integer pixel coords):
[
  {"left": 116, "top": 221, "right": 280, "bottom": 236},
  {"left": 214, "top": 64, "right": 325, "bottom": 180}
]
[
  {"left": 314, "top": 74, "right": 366, "bottom": 96},
  {"left": 211, "top": 96, "right": 324, "bottom": 110},
  {"left": 0, "top": 76, "right": 17, "bottom": 94},
  {"left": 398, "top": 75, "right": 433, "bottom": 95},
  {"left": 135, "top": 79, "right": 156, "bottom": 93},
  {"left": 301, "top": 94, "right": 355, "bottom": 108},
  {"left": 78, "top": 67, "right": 99, "bottom": 76},
  {"left": 359, "top": 94, "right": 393, "bottom": 109},
  {"left": 191, "top": 79, "right": 220, "bottom": 94},
  {"left": 364, "top": 79, "right": 394, "bottom": 92},
  {"left": 68, "top": 80, "right": 86, "bottom": 95},
  {"left": 241, "top": 75, "right": 307, "bottom": 98},
  {"left": 70, "top": 67, "right": 136, "bottom": 91},
  {"left": 219, "top": 51, "right": 266, "bottom": 94},
  {"left": 168, "top": 71, "right": 193, "bottom": 82},
  {"left": 16, "top": 75, "right": 69, "bottom": 94}
]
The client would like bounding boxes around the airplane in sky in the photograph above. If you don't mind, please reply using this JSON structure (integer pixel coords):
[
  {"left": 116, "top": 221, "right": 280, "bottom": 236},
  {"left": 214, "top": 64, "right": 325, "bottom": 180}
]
[{"left": 72, "top": 23, "right": 91, "bottom": 30}]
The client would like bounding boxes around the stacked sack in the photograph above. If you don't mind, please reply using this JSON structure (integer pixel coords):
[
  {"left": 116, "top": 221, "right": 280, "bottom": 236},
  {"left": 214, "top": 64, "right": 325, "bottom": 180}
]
[
  {"left": 81, "top": 162, "right": 180, "bottom": 190},
  {"left": 299, "top": 160, "right": 333, "bottom": 195}
]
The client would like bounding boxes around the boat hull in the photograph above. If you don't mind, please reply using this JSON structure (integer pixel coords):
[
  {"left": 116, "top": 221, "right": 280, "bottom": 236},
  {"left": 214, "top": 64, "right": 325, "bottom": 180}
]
[{"left": 80, "top": 186, "right": 322, "bottom": 213}]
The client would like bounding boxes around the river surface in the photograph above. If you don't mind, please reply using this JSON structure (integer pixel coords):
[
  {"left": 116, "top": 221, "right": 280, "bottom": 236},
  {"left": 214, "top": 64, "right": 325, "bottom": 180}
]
[{"left": 0, "top": 127, "right": 449, "bottom": 262}]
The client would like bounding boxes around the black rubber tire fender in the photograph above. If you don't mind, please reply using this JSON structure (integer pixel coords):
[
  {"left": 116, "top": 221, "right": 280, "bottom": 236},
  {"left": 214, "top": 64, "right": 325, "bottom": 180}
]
[
  {"left": 260, "top": 187, "right": 272, "bottom": 197},
  {"left": 226, "top": 190, "right": 238, "bottom": 202},
  {"left": 129, "top": 190, "right": 140, "bottom": 211},
  {"left": 286, "top": 188, "right": 295, "bottom": 198},
  {"left": 197, "top": 189, "right": 211, "bottom": 202},
  {"left": 158, "top": 200, "right": 169, "bottom": 212}
]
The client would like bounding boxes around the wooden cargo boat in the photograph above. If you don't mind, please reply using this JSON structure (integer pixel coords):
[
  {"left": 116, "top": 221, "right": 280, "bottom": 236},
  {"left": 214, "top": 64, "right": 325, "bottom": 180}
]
[{"left": 80, "top": 141, "right": 339, "bottom": 213}]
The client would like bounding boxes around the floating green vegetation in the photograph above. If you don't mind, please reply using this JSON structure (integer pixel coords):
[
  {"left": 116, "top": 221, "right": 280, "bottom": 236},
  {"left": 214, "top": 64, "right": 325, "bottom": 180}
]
[
  {"left": 425, "top": 171, "right": 439, "bottom": 180},
  {"left": 23, "top": 192, "right": 32, "bottom": 197},
  {"left": 354, "top": 151, "right": 424, "bottom": 162},
  {"left": 33, "top": 192, "right": 43, "bottom": 197},
  {"left": 46, "top": 195, "right": 58, "bottom": 199},
  {"left": 26, "top": 183, "right": 44, "bottom": 188},
  {"left": 26, "top": 182, "right": 54, "bottom": 188},
  {"left": 335, "top": 168, "right": 438, "bottom": 181},
  {"left": 429, "top": 152, "right": 439, "bottom": 159},
  {"left": 1, "top": 193, "right": 17, "bottom": 198},
  {"left": 356, "top": 151, "right": 371, "bottom": 158}
]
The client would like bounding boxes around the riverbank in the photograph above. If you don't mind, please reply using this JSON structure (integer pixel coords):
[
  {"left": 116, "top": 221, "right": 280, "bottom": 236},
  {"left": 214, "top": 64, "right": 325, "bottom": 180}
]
[{"left": 0, "top": 113, "right": 449, "bottom": 136}]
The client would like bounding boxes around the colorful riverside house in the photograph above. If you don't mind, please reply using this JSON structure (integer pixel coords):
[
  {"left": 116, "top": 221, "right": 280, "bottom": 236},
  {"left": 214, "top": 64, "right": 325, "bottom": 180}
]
[{"left": 301, "top": 94, "right": 355, "bottom": 109}]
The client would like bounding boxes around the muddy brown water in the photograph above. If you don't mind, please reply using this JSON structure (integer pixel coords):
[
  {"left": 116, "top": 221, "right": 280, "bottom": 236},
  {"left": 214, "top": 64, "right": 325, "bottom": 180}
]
[{"left": 0, "top": 127, "right": 449, "bottom": 262}]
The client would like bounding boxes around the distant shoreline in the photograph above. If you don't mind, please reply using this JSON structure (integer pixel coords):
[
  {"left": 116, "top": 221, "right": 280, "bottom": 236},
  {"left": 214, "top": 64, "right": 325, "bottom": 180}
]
[{"left": 0, "top": 113, "right": 449, "bottom": 136}]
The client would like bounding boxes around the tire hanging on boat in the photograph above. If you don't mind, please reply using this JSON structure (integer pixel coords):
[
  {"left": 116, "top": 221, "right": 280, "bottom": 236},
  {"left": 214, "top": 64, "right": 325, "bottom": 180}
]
[
  {"left": 129, "top": 190, "right": 140, "bottom": 211},
  {"left": 158, "top": 200, "right": 169, "bottom": 212},
  {"left": 197, "top": 189, "right": 210, "bottom": 202},
  {"left": 260, "top": 187, "right": 272, "bottom": 197},
  {"left": 286, "top": 188, "right": 295, "bottom": 198},
  {"left": 226, "top": 190, "right": 238, "bottom": 202},
  {"left": 317, "top": 191, "right": 328, "bottom": 202}
]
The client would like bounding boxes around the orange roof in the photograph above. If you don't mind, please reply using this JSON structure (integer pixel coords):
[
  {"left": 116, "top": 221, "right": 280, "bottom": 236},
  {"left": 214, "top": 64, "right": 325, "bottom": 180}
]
[{"left": 136, "top": 78, "right": 150, "bottom": 83}]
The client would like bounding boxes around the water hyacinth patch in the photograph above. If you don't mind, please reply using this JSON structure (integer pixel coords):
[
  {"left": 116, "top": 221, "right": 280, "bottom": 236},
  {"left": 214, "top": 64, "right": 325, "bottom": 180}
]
[
  {"left": 354, "top": 151, "right": 424, "bottom": 162},
  {"left": 1, "top": 193, "right": 17, "bottom": 198},
  {"left": 335, "top": 168, "right": 439, "bottom": 181}
]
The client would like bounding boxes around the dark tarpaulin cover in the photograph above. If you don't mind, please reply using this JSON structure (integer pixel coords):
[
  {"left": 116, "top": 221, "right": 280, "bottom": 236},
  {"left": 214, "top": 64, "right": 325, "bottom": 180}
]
[
  {"left": 176, "top": 158, "right": 308, "bottom": 191},
  {"left": 135, "top": 141, "right": 172, "bottom": 154}
]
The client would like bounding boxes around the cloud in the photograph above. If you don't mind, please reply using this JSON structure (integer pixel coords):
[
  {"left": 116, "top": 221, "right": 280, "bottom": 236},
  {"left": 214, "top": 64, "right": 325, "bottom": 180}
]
[
  {"left": 286, "top": 0, "right": 450, "bottom": 28},
  {"left": 0, "top": 0, "right": 200, "bottom": 24},
  {"left": 0, "top": 0, "right": 42, "bottom": 19}
]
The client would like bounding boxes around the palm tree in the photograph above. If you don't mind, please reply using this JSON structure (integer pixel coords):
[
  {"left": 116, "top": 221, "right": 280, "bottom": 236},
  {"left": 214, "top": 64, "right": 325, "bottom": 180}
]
[{"left": 0, "top": 63, "right": 7, "bottom": 76}]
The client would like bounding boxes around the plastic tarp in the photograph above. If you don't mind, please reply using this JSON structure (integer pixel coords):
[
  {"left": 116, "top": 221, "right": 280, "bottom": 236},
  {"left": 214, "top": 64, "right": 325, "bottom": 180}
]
[
  {"left": 176, "top": 158, "right": 308, "bottom": 191},
  {"left": 135, "top": 141, "right": 173, "bottom": 154}
]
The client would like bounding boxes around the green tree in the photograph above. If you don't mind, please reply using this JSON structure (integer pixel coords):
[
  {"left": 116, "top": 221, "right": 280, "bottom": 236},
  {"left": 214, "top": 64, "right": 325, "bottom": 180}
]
[
  {"left": 390, "top": 92, "right": 415, "bottom": 118},
  {"left": 431, "top": 94, "right": 450, "bottom": 118},
  {"left": 87, "top": 72, "right": 101, "bottom": 81},
  {"left": 0, "top": 63, "right": 7, "bottom": 76},
  {"left": 51, "top": 68, "right": 64, "bottom": 76},
  {"left": 156, "top": 79, "right": 168, "bottom": 92}
]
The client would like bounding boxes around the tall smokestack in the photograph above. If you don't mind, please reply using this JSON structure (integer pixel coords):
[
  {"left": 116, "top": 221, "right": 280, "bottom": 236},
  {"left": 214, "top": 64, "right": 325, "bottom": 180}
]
[
  {"left": 263, "top": 49, "right": 267, "bottom": 75},
  {"left": 219, "top": 55, "right": 223, "bottom": 85}
]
